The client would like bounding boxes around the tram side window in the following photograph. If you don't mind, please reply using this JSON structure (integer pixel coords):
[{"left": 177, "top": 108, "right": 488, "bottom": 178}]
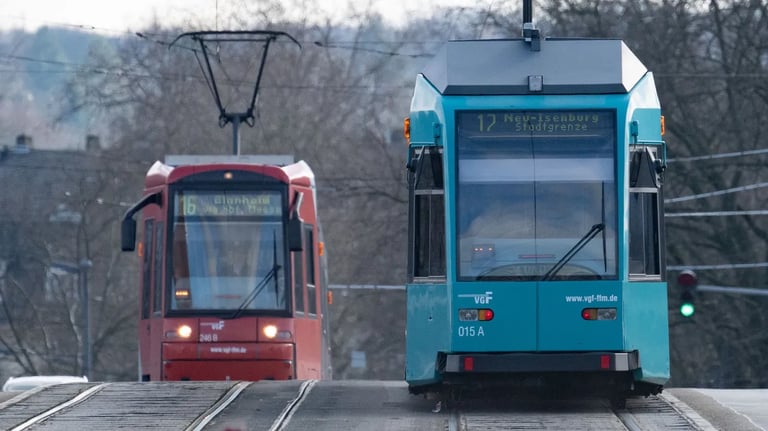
[
  {"left": 629, "top": 148, "right": 662, "bottom": 278},
  {"left": 408, "top": 147, "right": 446, "bottom": 280},
  {"left": 293, "top": 250, "right": 305, "bottom": 314},
  {"left": 141, "top": 219, "right": 154, "bottom": 319},
  {"left": 305, "top": 227, "right": 317, "bottom": 315},
  {"left": 153, "top": 222, "right": 164, "bottom": 314}
]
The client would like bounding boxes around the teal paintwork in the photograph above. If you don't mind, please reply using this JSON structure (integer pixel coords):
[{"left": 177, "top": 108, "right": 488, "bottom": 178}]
[
  {"left": 623, "top": 281, "right": 670, "bottom": 384},
  {"left": 405, "top": 52, "right": 670, "bottom": 390},
  {"left": 405, "top": 283, "right": 451, "bottom": 384}
]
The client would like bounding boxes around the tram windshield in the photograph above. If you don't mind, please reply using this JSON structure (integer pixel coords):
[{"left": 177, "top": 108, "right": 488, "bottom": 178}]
[
  {"left": 456, "top": 110, "right": 617, "bottom": 281},
  {"left": 169, "top": 190, "right": 287, "bottom": 312}
]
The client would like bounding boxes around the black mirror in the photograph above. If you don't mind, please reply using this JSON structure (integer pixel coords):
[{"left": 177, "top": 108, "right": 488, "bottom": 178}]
[
  {"left": 287, "top": 214, "right": 303, "bottom": 251},
  {"left": 287, "top": 191, "right": 304, "bottom": 252},
  {"left": 120, "top": 191, "right": 162, "bottom": 252},
  {"left": 121, "top": 218, "right": 137, "bottom": 252},
  {"left": 630, "top": 148, "right": 662, "bottom": 188}
]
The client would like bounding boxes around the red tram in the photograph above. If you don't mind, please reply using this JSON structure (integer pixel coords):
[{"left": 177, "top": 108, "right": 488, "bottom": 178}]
[{"left": 121, "top": 155, "right": 330, "bottom": 381}]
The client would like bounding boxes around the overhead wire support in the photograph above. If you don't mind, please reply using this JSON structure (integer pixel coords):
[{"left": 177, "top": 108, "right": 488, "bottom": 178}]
[
  {"left": 668, "top": 262, "right": 768, "bottom": 270},
  {"left": 668, "top": 147, "right": 768, "bottom": 163},
  {"left": 696, "top": 285, "right": 768, "bottom": 297},
  {"left": 666, "top": 210, "right": 768, "bottom": 217},
  {"left": 169, "top": 30, "right": 301, "bottom": 155},
  {"left": 521, "top": 0, "right": 541, "bottom": 51},
  {"left": 664, "top": 181, "right": 768, "bottom": 203}
]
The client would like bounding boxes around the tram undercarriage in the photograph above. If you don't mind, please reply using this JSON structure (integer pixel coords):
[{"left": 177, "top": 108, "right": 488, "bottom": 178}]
[{"left": 409, "top": 351, "right": 663, "bottom": 409}]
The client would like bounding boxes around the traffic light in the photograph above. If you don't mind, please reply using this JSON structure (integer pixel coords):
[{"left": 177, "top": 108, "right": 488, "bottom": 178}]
[{"left": 677, "top": 270, "right": 697, "bottom": 317}]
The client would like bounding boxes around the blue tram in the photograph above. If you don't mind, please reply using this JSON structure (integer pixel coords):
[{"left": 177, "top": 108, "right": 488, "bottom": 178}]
[{"left": 404, "top": 33, "right": 668, "bottom": 403}]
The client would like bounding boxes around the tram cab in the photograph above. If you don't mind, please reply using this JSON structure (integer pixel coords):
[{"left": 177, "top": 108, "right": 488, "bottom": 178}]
[{"left": 404, "top": 35, "right": 668, "bottom": 402}]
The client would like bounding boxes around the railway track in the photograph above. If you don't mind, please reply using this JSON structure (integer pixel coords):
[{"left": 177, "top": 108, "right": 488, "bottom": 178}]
[
  {"left": 445, "top": 394, "right": 706, "bottom": 431},
  {"left": 0, "top": 381, "right": 722, "bottom": 430}
]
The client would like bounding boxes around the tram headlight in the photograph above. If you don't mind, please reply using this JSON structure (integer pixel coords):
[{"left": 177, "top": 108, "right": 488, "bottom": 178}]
[
  {"left": 263, "top": 325, "right": 278, "bottom": 339},
  {"left": 177, "top": 325, "right": 193, "bottom": 338}
]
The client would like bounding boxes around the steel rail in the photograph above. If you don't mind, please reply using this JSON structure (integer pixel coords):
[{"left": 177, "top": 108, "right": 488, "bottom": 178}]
[
  {"left": 10, "top": 383, "right": 109, "bottom": 431},
  {"left": 614, "top": 409, "right": 647, "bottom": 431},
  {"left": 268, "top": 379, "right": 318, "bottom": 431},
  {"left": 186, "top": 381, "right": 252, "bottom": 431}
]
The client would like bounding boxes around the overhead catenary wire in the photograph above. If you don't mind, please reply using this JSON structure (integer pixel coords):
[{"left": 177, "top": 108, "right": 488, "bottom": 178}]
[{"left": 0, "top": 52, "right": 412, "bottom": 95}]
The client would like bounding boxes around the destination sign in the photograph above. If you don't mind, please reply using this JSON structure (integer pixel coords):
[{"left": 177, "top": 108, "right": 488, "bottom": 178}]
[
  {"left": 458, "top": 110, "right": 614, "bottom": 136},
  {"left": 175, "top": 191, "right": 282, "bottom": 217}
]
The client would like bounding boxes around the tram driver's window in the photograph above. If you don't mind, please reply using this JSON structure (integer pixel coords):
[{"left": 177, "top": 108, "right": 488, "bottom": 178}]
[
  {"left": 629, "top": 193, "right": 660, "bottom": 276},
  {"left": 628, "top": 147, "right": 662, "bottom": 278},
  {"left": 153, "top": 222, "right": 164, "bottom": 313},
  {"left": 408, "top": 146, "right": 446, "bottom": 280},
  {"left": 293, "top": 250, "right": 305, "bottom": 314},
  {"left": 141, "top": 219, "right": 154, "bottom": 319}
]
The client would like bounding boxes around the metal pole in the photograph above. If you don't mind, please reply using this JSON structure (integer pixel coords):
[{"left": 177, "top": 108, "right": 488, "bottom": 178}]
[
  {"left": 80, "top": 259, "right": 93, "bottom": 379},
  {"left": 232, "top": 118, "right": 241, "bottom": 155},
  {"left": 523, "top": 0, "right": 532, "bottom": 24}
]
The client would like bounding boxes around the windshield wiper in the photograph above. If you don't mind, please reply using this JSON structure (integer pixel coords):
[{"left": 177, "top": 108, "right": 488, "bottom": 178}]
[
  {"left": 541, "top": 223, "right": 604, "bottom": 281},
  {"left": 228, "top": 230, "right": 280, "bottom": 319},
  {"left": 227, "top": 264, "right": 280, "bottom": 319}
]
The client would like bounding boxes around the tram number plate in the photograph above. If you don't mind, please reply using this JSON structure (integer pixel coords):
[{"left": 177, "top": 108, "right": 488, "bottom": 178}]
[
  {"left": 199, "top": 333, "right": 219, "bottom": 342},
  {"left": 457, "top": 326, "right": 485, "bottom": 337}
]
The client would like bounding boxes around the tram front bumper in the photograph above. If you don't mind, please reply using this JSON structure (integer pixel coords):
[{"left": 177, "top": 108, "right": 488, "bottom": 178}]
[
  {"left": 443, "top": 351, "right": 639, "bottom": 373},
  {"left": 162, "top": 342, "right": 295, "bottom": 381}
]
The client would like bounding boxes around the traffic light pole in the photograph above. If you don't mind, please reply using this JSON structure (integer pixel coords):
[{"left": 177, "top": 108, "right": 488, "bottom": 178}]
[{"left": 675, "top": 268, "right": 768, "bottom": 318}]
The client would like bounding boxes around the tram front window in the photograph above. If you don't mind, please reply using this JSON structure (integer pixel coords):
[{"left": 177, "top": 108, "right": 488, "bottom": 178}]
[
  {"left": 170, "top": 190, "right": 287, "bottom": 313},
  {"left": 171, "top": 221, "right": 287, "bottom": 312},
  {"left": 456, "top": 110, "right": 617, "bottom": 281}
]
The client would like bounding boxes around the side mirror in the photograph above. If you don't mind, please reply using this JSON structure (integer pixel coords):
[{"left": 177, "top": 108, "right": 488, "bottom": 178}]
[
  {"left": 121, "top": 218, "right": 137, "bottom": 252},
  {"left": 630, "top": 147, "right": 662, "bottom": 189},
  {"left": 287, "top": 214, "right": 303, "bottom": 252},
  {"left": 287, "top": 191, "right": 304, "bottom": 252},
  {"left": 120, "top": 191, "right": 162, "bottom": 252}
]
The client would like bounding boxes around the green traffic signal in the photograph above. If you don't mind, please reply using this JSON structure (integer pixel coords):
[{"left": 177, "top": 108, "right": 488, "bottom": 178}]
[
  {"left": 680, "top": 302, "right": 695, "bottom": 317},
  {"left": 678, "top": 269, "right": 697, "bottom": 318}
]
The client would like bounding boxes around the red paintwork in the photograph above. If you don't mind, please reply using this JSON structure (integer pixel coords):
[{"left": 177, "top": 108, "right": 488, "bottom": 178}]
[
  {"left": 294, "top": 318, "right": 324, "bottom": 379},
  {"left": 136, "top": 159, "right": 327, "bottom": 382},
  {"left": 163, "top": 359, "right": 294, "bottom": 381},
  {"left": 163, "top": 342, "right": 294, "bottom": 360}
]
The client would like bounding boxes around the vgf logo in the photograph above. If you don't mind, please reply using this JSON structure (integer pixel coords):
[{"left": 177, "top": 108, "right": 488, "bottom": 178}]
[
  {"left": 202, "top": 320, "right": 225, "bottom": 330},
  {"left": 458, "top": 291, "right": 493, "bottom": 304}
]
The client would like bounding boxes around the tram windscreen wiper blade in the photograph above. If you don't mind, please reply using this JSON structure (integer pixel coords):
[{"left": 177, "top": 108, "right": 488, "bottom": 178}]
[
  {"left": 229, "top": 230, "right": 281, "bottom": 319},
  {"left": 228, "top": 264, "right": 281, "bottom": 319},
  {"left": 541, "top": 223, "right": 604, "bottom": 281}
]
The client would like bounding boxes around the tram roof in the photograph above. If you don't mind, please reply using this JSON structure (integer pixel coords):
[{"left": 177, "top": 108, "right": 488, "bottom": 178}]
[
  {"left": 144, "top": 158, "right": 314, "bottom": 188},
  {"left": 421, "top": 38, "right": 648, "bottom": 95}
]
